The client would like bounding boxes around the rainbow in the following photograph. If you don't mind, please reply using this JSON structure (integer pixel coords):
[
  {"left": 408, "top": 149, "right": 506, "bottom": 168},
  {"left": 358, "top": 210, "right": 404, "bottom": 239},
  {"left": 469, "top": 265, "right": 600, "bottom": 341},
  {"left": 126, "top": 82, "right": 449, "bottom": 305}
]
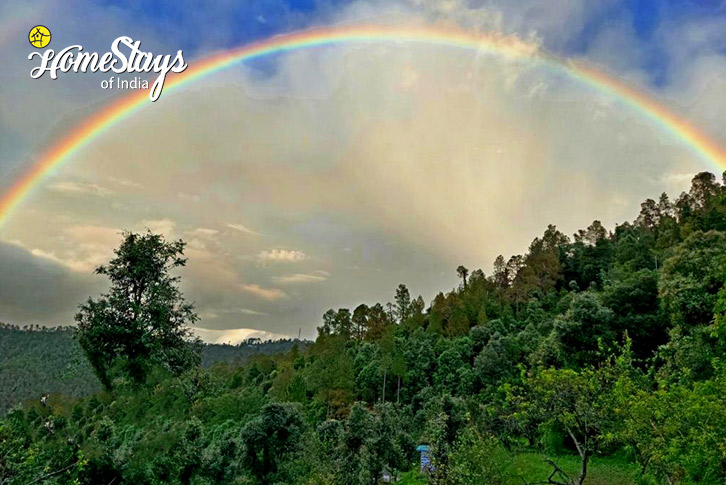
[{"left": 2, "top": 24, "right": 725, "bottom": 230}]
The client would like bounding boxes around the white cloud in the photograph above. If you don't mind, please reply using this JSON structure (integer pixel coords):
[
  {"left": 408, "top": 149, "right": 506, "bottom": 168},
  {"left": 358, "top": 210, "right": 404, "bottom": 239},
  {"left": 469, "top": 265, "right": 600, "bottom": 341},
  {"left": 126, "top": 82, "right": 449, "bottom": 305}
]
[
  {"left": 227, "top": 223, "right": 261, "bottom": 236},
  {"left": 48, "top": 181, "right": 113, "bottom": 197},
  {"left": 177, "top": 192, "right": 201, "bottom": 202},
  {"left": 236, "top": 308, "right": 268, "bottom": 315},
  {"left": 186, "top": 228, "right": 219, "bottom": 238},
  {"left": 18, "top": 224, "right": 120, "bottom": 273},
  {"left": 143, "top": 219, "right": 176, "bottom": 236},
  {"left": 107, "top": 176, "right": 143, "bottom": 189},
  {"left": 257, "top": 249, "right": 307, "bottom": 263},
  {"left": 273, "top": 270, "right": 330, "bottom": 284},
  {"left": 241, "top": 283, "right": 287, "bottom": 301},
  {"left": 192, "top": 326, "right": 289, "bottom": 344},
  {"left": 659, "top": 172, "right": 697, "bottom": 185},
  {"left": 198, "top": 307, "right": 268, "bottom": 319},
  {"left": 65, "top": 225, "right": 120, "bottom": 246},
  {"left": 28, "top": 248, "right": 88, "bottom": 272}
]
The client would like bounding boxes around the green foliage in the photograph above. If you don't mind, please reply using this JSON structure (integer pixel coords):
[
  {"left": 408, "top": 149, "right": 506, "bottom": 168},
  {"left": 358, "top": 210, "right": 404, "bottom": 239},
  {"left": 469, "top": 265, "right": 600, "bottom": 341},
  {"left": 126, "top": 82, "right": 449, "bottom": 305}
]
[
  {"left": 601, "top": 269, "right": 668, "bottom": 358},
  {"left": 448, "top": 427, "right": 509, "bottom": 484},
  {"left": 4, "top": 172, "right": 726, "bottom": 483},
  {"left": 613, "top": 363, "right": 726, "bottom": 483},
  {"left": 0, "top": 323, "right": 306, "bottom": 416},
  {"left": 240, "top": 402, "right": 304, "bottom": 483},
  {"left": 551, "top": 292, "right": 615, "bottom": 366},
  {"left": 659, "top": 230, "right": 726, "bottom": 329},
  {"left": 75, "top": 231, "right": 201, "bottom": 388}
]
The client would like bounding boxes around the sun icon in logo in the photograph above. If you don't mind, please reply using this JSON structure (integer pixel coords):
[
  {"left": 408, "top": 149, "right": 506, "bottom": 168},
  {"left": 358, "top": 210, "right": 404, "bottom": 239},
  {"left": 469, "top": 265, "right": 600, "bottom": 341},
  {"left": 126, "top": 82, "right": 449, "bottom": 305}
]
[{"left": 28, "top": 25, "right": 51, "bottom": 48}]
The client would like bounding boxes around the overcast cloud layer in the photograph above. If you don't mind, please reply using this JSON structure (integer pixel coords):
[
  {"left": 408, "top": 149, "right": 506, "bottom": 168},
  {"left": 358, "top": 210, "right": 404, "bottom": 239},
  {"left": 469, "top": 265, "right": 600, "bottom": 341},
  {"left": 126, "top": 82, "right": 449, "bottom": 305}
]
[{"left": 1, "top": 0, "right": 725, "bottom": 341}]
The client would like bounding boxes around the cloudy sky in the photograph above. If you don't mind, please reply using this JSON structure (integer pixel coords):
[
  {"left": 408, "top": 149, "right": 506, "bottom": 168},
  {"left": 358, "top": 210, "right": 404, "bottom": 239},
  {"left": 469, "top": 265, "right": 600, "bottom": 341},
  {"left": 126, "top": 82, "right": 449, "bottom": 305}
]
[{"left": 1, "top": 0, "right": 725, "bottom": 342}]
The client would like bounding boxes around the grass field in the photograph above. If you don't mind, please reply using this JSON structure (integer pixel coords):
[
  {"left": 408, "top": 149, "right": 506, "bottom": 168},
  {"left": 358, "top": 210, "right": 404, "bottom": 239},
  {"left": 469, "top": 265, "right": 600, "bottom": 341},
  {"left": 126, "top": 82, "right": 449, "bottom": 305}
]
[
  {"left": 399, "top": 452, "right": 638, "bottom": 484},
  {"left": 508, "top": 452, "right": 637, "bottom": 484}
]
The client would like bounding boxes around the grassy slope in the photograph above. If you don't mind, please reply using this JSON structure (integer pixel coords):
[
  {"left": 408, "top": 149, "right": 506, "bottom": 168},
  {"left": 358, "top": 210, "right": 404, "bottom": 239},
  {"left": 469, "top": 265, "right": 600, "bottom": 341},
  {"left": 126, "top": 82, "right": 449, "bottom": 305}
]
[
  {"left": 508, "top": 453, "right": 637, "bottom": 484},
  {"left": 399, "top": 452, "right": 638, "bottom": 484}
]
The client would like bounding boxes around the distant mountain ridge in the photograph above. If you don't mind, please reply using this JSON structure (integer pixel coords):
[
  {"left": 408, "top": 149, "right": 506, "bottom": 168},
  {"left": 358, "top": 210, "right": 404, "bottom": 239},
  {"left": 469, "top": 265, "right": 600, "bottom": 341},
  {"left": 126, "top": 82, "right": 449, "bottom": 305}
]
[{"left": 0, "top": 324, "right": 308, "bottom": 414}]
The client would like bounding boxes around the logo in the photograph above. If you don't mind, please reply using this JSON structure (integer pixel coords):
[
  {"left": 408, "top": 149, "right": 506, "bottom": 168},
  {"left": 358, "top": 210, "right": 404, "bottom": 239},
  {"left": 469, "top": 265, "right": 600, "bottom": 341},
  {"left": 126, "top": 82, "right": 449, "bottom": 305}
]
[
  {"left": 29, "top": 25, "right": 51, "bottom": 49},
  {"left": 28, "top": 34, "right": 187, "bottom": 102}
]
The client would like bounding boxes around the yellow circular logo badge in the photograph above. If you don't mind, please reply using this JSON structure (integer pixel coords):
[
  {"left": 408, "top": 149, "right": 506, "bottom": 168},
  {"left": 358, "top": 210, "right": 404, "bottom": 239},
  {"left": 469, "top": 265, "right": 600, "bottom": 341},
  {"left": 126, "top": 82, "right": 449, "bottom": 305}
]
[{"left": 29, "top": 25, "right": 51, "bottom": 48}]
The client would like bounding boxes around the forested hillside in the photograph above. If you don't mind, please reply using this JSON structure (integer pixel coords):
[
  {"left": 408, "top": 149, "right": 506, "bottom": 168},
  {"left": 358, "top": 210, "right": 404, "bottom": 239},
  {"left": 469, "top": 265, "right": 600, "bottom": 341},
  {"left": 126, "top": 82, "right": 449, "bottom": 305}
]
[
  {"left": 0, "top": 325, "right": 99, "bottom": 416},
  {"left": 0, "top": 324, "right": 306, "bottom": 415},
  {"left": 202, "top": 340, "right": 310, "bottom": 368},
  {"left": 3, "top": 172, "right": 726, "bottom": 484}
]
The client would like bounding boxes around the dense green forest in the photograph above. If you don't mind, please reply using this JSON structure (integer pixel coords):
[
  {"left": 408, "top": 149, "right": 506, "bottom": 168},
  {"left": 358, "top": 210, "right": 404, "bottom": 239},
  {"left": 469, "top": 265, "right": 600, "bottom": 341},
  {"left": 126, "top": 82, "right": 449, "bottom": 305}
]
[
  {"left": 3, "top": 171, "right": 726, "bottom": 484},
  {"left": 0, "top": 324, "right": 307, "bottom": 415},
  {"left": 0, "top": 325, "right": 99, "bottom": 416}
]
